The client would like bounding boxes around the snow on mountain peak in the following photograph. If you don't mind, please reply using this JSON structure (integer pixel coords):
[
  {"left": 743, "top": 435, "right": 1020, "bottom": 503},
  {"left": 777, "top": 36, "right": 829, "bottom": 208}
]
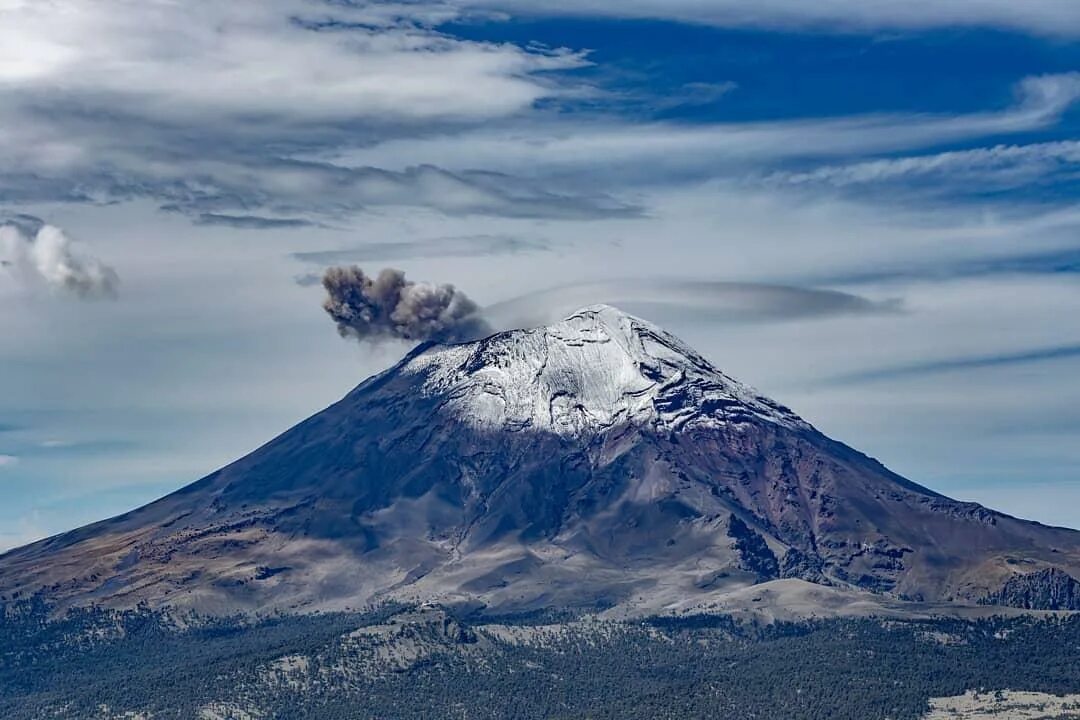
[{"left": 402, "top": 304, "right": 810, "bottom": 436}]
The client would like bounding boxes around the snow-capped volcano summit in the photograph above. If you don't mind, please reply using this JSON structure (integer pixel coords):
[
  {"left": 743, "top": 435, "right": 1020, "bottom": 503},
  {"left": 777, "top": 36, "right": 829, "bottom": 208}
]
[
  {"left": 1, "top": 306, "right": 1078, "bottom": 617},
  {"left": 404, "top": 304, "right": 808, "bottom": 437}
]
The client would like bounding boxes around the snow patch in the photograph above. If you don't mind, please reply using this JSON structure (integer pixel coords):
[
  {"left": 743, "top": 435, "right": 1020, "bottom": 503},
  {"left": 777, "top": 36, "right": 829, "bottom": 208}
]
[{"left": 402, "top": 304, "right": 810, "bottom": 437}]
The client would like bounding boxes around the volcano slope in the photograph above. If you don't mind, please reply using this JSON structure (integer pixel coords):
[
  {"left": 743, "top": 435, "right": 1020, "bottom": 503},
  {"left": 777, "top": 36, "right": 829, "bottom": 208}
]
[{"left": 1, "top": 305, "right": 1077, "bottom": 617}]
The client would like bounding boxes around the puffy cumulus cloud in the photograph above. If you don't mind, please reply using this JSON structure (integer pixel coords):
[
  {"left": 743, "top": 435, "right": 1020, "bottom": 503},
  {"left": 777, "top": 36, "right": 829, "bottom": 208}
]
[
  {"left": 322, "top": 266, "right": 491, "bottom": 344},
  {"left": 0, "top": 224, "right": 119, "bottom": 299}
]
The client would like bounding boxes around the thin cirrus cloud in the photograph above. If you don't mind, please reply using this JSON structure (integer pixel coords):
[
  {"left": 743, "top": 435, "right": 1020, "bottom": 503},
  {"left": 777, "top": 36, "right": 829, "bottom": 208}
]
[
  {"left": 828, "top": 344, "right": 1080, "bottom": 385},
  {"left": 193, "top": 214, "right": 318, "bottom": 230},
  {"left": 766, "top": 140, "right": 1080, "bottom": 190},
  {"left": 0, "top": 154, "right": 640, "bottom": 224},
  {"left": 293, "top": 234, "right": 550, "bottom": 266},
  {"left": 168, "top": 162, "right": 641, "bottom": 221},
  {"left": 345, "top": 73, "right": 1080, "bottom": 183},
  {"left": 817, "top": 245, "right": 1080, "bottom": 286},
  {"left": 790, "top": 203, "right": 1080, "bottom": 286},
  {"left": 466, "top": 0, "right": 1080, "bottom": 37}
]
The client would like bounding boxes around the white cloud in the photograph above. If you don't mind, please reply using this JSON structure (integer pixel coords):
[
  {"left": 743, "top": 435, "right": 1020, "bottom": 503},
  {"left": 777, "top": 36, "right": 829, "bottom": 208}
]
[
  {"left": 1, "top": 224, "right": 119, "bottom": 299},
  {"left": 1, "top": 1, "right": 1075, "bottom": 225},
  {"left": 0, "top": 0, "right": 605, "bottom": 219},
  {"left": 0, "top": 1, "right": 584, "bottom": 123},
  {"left": 341, "top": 74, "right": 1080, "bottom": 183},
  {"left": 0, "top": 0, "right": 628, "bottom": 222},
  {"left": 481, "top": 279, "right": 899, "bottom": 331},
  {"left": 0, "top": 455, "right": 17, "bottom": 468},
  {"left": 767, "top": 140, "right": 1080, "bottom": 188},
  {"left": 467, "top": 0, "right": 1080, "bottom": 37}
]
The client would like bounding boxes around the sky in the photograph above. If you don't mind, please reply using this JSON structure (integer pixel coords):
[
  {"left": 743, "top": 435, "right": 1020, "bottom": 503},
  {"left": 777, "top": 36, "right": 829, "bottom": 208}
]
[{"left": 1, "top": 1, "right": 1079, "bottom": 550}]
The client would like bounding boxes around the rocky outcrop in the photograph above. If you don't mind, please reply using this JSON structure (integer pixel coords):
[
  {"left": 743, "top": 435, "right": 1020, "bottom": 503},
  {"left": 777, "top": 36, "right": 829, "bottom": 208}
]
[
  {"left": 983, "top": 568, "right": 1080, "bottom": 611},
  {"left": 779, "top": 547, "right": 827, "bottom": 584},
  {"left": 727, "top": 515, "right": 779, "bottom": 582}
]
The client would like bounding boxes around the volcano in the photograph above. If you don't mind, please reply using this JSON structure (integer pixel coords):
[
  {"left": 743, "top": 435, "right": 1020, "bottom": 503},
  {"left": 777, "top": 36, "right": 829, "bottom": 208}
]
[{"left": 2, "top": 305, "right": 1078, "bottom": 616}]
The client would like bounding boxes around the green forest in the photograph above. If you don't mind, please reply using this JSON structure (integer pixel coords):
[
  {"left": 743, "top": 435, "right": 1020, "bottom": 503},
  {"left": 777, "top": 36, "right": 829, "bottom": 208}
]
[{"left": 2, "top": 599, "right": 1079, "bottom": 719}]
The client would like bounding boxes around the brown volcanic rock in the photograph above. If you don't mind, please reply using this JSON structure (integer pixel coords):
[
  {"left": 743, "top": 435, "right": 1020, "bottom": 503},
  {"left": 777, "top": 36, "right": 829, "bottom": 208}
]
[
  {"left": 0, "top": 305, "right": 1077, "bottom": 616},
  {"left": 983, "top": 567, "right": 1080, "bottom": 610}
]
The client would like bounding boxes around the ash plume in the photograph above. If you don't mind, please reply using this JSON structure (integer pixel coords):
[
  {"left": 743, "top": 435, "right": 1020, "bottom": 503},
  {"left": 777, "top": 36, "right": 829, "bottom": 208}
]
[{"left": 322, "top": 266, "right": 491, "bottom": 344}]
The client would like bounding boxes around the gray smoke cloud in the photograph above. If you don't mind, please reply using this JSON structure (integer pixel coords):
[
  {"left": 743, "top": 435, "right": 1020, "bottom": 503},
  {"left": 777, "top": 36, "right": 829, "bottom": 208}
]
[{"left": 322, "top": 266, "right": 492, "bottom": 344}]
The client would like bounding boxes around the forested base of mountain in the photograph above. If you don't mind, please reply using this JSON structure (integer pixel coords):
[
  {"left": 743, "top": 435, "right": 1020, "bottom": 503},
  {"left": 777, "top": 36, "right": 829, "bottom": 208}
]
[{"left": 2, "top": 599, "right": 1078, "bottom": 720}]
